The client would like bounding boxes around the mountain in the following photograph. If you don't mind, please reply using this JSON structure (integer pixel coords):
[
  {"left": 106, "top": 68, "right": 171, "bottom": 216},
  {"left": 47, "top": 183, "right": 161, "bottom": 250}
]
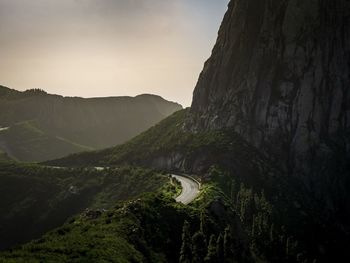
[
  {"left": 188, "top": 0, "right": 350, "bottom": 196},
  {"left": 186, "top": 0, "right": 350, "bottom": 246},
  {"left": 1, "top": 0, "right": 350, "bottom": 262},
  {"left": 0, "top": 86, "right": 182, "bottom": 162},
  {"left": 0, "top": 120, "right": 92, "bottom": 162},
  {"left": 7, "top": 109, "right": 315, "bottom": 262},
  {"left": 47, "top": 109, "right": 278, "bottom": 189},
  {"left": 45, "top": 0, "right": 350, "bottom": 261}
]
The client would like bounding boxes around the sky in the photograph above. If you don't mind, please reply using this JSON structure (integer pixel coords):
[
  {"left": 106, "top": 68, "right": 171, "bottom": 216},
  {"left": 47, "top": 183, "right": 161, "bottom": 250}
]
[{"left": 0, "top": 0, "right": 229, "bottom": 106}]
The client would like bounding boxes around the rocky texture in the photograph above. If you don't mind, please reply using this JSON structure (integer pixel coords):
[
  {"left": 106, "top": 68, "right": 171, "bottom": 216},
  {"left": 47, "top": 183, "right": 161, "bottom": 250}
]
[{"left": 188, "top": 0, "right": 350, "bottom": 207}]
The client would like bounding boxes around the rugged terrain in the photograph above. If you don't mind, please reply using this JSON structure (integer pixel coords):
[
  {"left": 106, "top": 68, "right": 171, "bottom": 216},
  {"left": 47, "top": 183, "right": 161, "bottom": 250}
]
[
  {"left": 0, "top": 0, "right": 349, "bottom": 262},
  {"left": 46, "top": 0, "right": 350, "bottom": 261},
  {"left": 188, "top": 0, "right": 350, "bottom": 203}
]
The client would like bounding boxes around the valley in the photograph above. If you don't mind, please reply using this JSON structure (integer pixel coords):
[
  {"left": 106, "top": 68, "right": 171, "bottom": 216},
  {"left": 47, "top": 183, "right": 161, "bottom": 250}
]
[
  {"left": 0, "top": 0, "right": 349, "bottom": 262},
  {"left": 0, "top": 161, "right": 169, "bottom": 251},
  {"left": 0, "top": 86, "right": 182, "bottom": 162}
]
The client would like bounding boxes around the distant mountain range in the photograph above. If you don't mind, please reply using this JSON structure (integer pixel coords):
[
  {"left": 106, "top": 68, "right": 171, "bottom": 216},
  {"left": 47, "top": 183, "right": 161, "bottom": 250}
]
[{"left": 0, "top": 86, "right": 182, "bottom": 162}]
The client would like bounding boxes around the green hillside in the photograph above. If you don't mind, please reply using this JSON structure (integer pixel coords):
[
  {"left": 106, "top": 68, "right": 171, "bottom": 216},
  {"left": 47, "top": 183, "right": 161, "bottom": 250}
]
[
  {"left": 0, "top": 86, "right": 182, "bottom": 162},
  {"left": 0, "top": 150, "right": 11, "bottom": 162},
  {"left": 0, "top": 170, "right": 250, "bottom": 263},
  {"left": 0, "top": 194, "right": 191, "bottom": 263},
  {"left": 0, "top": 161, "right": 167, "bottom": 251},
  {"left": 46, "top": 109, "right": 350, "bottom": 262},
  {"left": 0, "top": 121, "right": 92, "bottom": 162},
  {"left": 47, "top": 109, "right": 279, "bottom": 189}
]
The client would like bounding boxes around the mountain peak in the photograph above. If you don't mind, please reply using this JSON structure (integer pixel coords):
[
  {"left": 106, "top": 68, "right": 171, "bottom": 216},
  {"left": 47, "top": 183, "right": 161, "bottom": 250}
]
[{"left": 187, "top": 0, "right": 350, "bottom": 176}]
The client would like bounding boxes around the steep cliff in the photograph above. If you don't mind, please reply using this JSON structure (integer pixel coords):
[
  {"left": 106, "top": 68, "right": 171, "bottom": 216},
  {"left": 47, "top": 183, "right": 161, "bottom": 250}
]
[
  {"left": 37, "top": 2, "right": 350, "bottom": 260},
  {"left": 188, "top": 0, "right": 350, "bottom": 203}
]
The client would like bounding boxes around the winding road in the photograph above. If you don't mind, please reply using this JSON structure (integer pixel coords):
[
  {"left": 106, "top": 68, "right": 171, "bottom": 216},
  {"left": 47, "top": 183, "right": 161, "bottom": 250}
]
[
  {"left": 47, "top": 166, "right": 200, "bottom": 205},
  {"left": 172, "top": 174, "right": 200, "bottom": 205}
]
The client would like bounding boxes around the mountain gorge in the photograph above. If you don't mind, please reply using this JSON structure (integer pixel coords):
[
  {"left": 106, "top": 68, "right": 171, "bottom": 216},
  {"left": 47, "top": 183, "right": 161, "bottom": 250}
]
[{"left": 0, "top": 86, "right": 181, "bottom": 162}]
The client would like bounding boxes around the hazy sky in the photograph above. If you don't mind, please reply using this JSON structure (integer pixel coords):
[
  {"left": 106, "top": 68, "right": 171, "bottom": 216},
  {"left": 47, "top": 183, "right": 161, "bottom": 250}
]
[{"left": 0, "top": 0, "right": 228, "bottom": 106}]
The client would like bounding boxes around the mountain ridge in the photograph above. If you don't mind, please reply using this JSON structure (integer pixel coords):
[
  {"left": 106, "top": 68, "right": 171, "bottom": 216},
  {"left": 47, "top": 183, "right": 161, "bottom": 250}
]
[
  {"left": 0, "top": 85, "right": 182, "bottom": 162},
  {"left": 44, "top": 1, "right": 350, "bottom": 260}
]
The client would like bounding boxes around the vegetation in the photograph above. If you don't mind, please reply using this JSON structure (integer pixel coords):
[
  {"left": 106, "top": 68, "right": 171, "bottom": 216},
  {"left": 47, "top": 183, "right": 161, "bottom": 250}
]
[
  {"left": 179, "top": 221, "right": 192, "bottom": 263},
  {"left": 0, "top": 120, "right": 91, "bottom": 162},
  {"left": 0, "top": 161, "right": 167, "bottom": 250},
  {"left": 0, "top": 85, "right": 181, "bottom": 162},
  {"left": 47, "top": 109, "right": 350, "bottom": 262},
  {"left": 0, "top": 109, "right": 348, "bottom": 262},
  {"left": 48, "top": 109, "right": 278, "bottom": 192},
  {"left": 0, "top": 175, "right": 257, "bottom": 263},
  {"left": 0, "top": 150, "right": 11, "bottom": 162},
  {"left": 0, "top": 193, "right": 191, "bottom": 263},
  {"left": 204, "top": 235, "right": 218, "bottom": 263}
]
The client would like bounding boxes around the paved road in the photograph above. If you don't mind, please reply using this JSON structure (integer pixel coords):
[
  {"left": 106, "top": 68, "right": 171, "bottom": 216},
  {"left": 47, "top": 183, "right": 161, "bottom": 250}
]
[
  {"left": 46, "top": 166, "right": 200, "bottom": 204},
  {"left": 172, "top": 174, "right": 200, "bottom": 205}
]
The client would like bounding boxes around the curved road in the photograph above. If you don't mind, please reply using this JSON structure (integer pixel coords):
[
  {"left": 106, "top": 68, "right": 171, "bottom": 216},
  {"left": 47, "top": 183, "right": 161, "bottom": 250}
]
[
  {"left": 47, "top": 166, "right": 200, "bottom": 205},
  {"left": 172, "top": 174, "right": 200, "bottom": 205}
]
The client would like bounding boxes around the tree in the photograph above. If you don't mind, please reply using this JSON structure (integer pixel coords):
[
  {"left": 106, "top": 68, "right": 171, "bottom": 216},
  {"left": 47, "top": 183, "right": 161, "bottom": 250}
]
[
  {"left": 216, "top": 234, "right": 224, "bottom": 263},
  {"left": 200, "top": 210, "right": 206, "bottom": 234},
  {"left": 230, "top": 179, "right": 237, "bottom": 205},
  {"left": 205, "top": 235, "right": 218, "bottom": 263},
  {"left": 224, "top": 226, "right": 234, "bottom": 263},
  {"left": 179, "top": 221, "right": 192, "bottom": 263},
  {"left": 192, "top": 231, "right": 207, "bottom": 263}
]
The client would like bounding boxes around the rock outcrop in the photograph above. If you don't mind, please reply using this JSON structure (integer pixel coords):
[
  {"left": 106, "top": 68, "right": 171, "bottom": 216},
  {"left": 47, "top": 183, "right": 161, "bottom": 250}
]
[{"left": 188, "top": 0, "right": 350, "bottom": 199}]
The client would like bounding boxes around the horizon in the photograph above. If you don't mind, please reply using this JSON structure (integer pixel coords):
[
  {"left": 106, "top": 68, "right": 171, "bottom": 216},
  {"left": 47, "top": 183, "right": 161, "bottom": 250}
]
[
  {"left": 0, "top": 0, "right": 229, "bottom": 107},
  {"left": 0, "top": 84, "right": 184, "bottom": 106}
]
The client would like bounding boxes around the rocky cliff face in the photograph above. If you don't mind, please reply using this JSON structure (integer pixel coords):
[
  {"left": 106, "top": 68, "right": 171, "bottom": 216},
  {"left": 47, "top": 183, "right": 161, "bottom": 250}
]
[{"left": 188, "top": 0, "right": 350, "bottom": 193}]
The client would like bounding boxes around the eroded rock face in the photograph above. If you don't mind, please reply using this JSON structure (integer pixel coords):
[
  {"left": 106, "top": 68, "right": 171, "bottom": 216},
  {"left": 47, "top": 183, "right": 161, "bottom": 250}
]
[{"left": 188, "top": 0, "right": 350, "bottom": 186}]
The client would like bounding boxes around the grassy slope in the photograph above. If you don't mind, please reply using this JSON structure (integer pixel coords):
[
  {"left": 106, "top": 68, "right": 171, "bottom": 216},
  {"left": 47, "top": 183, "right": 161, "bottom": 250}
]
[
  {"left": 0, "top": 177, "right": 246, "bottom": 263},
  {"left": 48, "top": 110, "right": 283, "bottom": 195},
  {"left": 0, "top": 121, "right": 92, "bottom": 162},
  {"left": 0, "top": 150, "right": 11, "bottom": 162},
  {"left": 0, "top": 195, "right": 189, "bottom": 263},
  {"left": 0, "top": 86, "right": 182, "bottom": 162},
  {"left": 43, "top": 109, "right": 192, "bottom": 166},
  {"left": 50, "top": 111, "right": 261, "bottom": 164},
  {"left": 0, "top": 161, "right": 167, "bottom": 251}
]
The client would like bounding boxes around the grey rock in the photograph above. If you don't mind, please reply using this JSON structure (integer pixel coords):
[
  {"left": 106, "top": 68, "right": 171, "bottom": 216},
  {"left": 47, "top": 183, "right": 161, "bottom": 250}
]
[
  {"left": 188, "top": 1, "right": 349, "bottom": 167},
  {"left": 187, "top": 0, "right": 350, "bottom": 208}
]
